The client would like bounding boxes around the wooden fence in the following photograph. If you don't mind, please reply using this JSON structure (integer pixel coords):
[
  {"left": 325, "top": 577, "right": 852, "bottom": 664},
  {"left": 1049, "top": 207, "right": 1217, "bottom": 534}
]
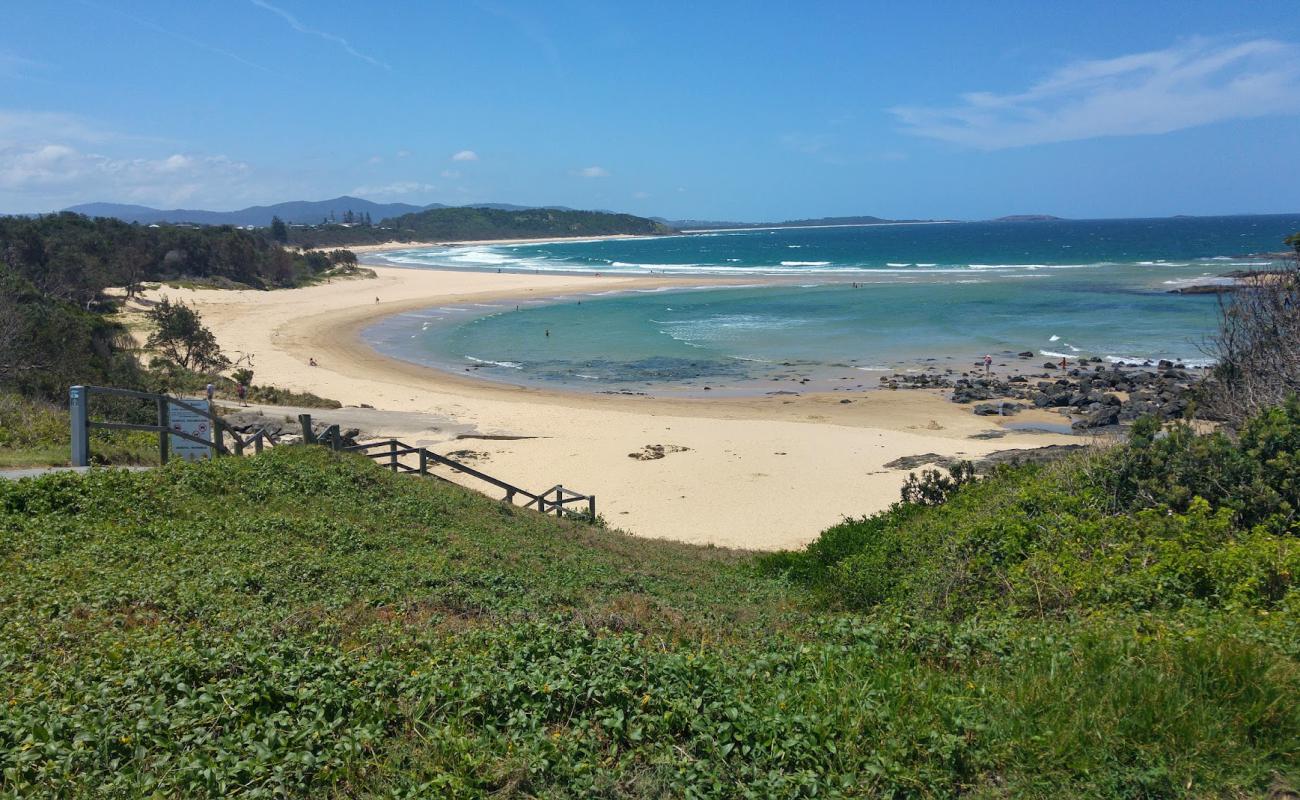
[{"left": 68, "top": 386, "right": 595, "bottom": 520}]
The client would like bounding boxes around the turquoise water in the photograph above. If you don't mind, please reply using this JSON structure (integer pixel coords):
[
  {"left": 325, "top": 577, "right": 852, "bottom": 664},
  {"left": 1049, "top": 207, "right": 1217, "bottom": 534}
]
[{"left": 363, "top": 216, "right": 1300, "bottom": 395}]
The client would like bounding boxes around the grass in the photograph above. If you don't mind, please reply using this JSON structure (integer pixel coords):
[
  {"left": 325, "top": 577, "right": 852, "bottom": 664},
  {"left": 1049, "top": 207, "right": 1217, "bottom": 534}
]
[
  {"left": 1, "top": 440, "right": 1296, "bottom": 797},
  {"left": 0, "top": 393, "right": 157, "bottom": 468}
]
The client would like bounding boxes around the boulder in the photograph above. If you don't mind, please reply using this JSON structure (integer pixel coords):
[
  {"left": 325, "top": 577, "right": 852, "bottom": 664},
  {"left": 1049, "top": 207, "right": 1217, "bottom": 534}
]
[
  {"left": 973, "top": 402, "right": 1023, "bottom": 416},
  {"left": 1072, "top": 405, "right": 1121, "bottom": 430}
]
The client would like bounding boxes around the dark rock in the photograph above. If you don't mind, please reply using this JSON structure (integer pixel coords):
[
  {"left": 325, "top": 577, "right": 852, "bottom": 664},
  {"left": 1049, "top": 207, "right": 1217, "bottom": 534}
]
[
  {"left": 1072, "top": 405, "right": 1121, "bottom": 430},
  {"left": 973, "top": 402, "right": 1023, "bottom": 416}
]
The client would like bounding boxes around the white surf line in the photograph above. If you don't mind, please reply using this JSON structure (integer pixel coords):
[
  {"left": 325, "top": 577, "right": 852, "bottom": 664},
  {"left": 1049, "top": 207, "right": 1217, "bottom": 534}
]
[{"left": 680, "top": 220, "right": 961, "bottom": 234}]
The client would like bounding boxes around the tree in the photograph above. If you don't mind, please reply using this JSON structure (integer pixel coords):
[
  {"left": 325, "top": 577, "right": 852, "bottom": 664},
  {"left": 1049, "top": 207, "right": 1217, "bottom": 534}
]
[
  {"left": 146, "top": 298, "right": 229, "bottom": 372},
  {"left": 1201, "top": 233, "right": 1300, "bottom": 426},
  {"left": 270, "top": 215, "right": 288, "bottom": 243}
]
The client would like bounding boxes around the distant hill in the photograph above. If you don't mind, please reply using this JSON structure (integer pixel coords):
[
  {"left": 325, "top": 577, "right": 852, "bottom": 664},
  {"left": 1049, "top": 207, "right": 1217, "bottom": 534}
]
[
  {"left": 285, "top": 206, "right": 675, "bottom": 248},
  {"left": 383, "top": 206, "right": 674, "bottom": 241},
  {"left": 65, "top": 196, "right": 445, "bottom": 227}
]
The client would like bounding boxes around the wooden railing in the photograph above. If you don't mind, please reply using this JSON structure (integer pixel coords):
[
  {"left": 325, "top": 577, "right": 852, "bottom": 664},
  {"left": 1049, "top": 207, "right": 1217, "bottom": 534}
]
[
  {"left": 69, "top": 385, "right": 280, "bottom": 466},
  {"left": 68, "top": 386, "right": 596, "bottom": 521},
  {"left": 329, "top": 434, "right": 596, "bottom": 520}
]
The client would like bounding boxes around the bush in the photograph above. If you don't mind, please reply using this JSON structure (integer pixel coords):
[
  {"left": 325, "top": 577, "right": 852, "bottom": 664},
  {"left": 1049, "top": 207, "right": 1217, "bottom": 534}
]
[{"left": 766, "top": 403, "right": 1300, "bottom": 618}]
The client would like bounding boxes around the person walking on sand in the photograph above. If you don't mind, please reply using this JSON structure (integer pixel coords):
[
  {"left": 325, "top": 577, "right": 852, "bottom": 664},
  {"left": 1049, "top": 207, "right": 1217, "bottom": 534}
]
[
  {"left": 236, "top": 382, "right": 248, "bottom": 407},
  {"left": 1059, "top": 356, "right": 1068, "bottom": 371},
  {"left": 205, "top": 381, "right": 215, "bottom": 403},
  {"left": 983, "top": 354, "right": 993, "bottom": 376}
]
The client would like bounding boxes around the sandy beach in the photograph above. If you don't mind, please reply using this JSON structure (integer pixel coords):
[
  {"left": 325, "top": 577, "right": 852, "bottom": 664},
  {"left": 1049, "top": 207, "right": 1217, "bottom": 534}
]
[{"left": 137, "top": 265, "right": 1077, "bottom": 550}]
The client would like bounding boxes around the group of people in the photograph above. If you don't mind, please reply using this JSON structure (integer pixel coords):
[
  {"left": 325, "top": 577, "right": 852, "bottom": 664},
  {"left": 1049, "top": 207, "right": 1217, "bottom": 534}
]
[{"left": 203, "top": 381, "right": 248, "bottom": 407}]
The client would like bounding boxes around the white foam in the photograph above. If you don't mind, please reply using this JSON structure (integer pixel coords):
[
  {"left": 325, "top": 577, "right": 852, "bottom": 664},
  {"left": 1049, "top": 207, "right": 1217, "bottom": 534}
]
[
  {"left": 465, "top": 355, "right": 523, "bottom": 369},
  {"left": 779, "top": 261, "right": 831, "bottom": 267},
  {"left": 1049, "top": 335, "right": 1061, "bottom": 342}
]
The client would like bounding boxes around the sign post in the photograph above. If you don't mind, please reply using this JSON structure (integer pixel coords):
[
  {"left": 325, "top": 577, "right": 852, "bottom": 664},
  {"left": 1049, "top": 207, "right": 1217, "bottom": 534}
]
[
  {"left": 69, "top": 386, "right": 89, "bottom": 467},
  {"left": 168, "top": 398, "right": 214, "bottom": 461}
]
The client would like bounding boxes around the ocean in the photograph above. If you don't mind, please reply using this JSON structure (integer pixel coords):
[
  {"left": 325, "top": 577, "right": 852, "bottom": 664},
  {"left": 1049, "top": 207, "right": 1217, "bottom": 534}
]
[{"left": 363, "top": 215, "right": 1300, "bottom": 396}]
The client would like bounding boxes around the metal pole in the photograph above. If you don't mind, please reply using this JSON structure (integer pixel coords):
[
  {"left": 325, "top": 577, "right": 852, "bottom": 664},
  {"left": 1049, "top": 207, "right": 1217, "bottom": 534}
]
[
  {"left": 156, "top": 396, "right": 170, "bottom": 466},
  {"left": 69, "top": 386, "right": 89, "bottom": 467}
]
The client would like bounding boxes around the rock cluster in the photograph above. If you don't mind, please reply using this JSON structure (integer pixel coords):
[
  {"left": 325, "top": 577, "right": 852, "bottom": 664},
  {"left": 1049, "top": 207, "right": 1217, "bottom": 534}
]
[
  {"left": 938, "top": 365, "right": 1200, "bottom": 430},
  {"left": 222, "top": 411, "right": 361, "bottom": 448}
]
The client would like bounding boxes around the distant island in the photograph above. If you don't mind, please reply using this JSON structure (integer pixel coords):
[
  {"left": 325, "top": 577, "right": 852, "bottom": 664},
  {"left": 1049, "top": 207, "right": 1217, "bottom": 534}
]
[{"left": 991, "top": 215, "right": 1064, "bottom": 222}]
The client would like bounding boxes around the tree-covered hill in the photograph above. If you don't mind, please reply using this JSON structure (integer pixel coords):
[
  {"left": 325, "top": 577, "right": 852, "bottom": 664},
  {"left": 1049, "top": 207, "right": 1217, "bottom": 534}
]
[
  {"left": 288, "top": 206, "right": 675, "bottom": 248},
  {"left": 0, "top": 212, "right": 359, "bottom": 398},
  {"left": 2, "top": 406, "right": 1297, "bottom": 796}
]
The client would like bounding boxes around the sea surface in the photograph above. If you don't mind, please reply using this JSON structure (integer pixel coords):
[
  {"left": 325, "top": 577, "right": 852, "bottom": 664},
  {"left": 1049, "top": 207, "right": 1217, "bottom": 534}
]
[{"left": 363, "top": 215, "right": 1300, "bottom": 396}]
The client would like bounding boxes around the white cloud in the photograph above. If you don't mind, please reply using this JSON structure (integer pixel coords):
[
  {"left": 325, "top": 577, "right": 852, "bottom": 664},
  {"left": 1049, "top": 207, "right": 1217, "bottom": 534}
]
[
  {"left": 574, "top": 165, "right": 610, "bottom": 178},
  {"left": 440, "top": 169, "right": 460, "bottom": 179},
  {"left": 0, "top": 142, "right": 251, "bottom": 207},
  {"left": 0, "top": 109, "right": 258, "bottom": 211},
  {"left": 451, "top": 150, "right": 478, "bottom": 162},
  {"left": 892, "top": 38, "right": 1300, "bottom": 149},
  {"left": 350, "top": 181, "right": 436, "bottom": 199},
  {"left": 249, "top": 0, "right": 390, "bottom": 70}
]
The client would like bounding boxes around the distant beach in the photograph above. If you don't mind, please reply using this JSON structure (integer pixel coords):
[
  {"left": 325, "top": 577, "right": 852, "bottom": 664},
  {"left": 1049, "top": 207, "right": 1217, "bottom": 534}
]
[{"left": 137, "top": 263, "right": 1077, "bottom": 550}]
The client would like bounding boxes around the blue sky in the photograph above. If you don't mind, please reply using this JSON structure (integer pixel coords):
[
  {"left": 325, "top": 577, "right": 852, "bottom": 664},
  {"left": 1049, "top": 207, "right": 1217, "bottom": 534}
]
[{"left": 2, "top": 1, "right": 1299, "bottom": 220}]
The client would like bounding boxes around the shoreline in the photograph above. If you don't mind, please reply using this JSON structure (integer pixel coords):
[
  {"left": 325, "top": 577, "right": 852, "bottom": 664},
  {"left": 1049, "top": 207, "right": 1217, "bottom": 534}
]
[{"left": 136, "top": 265, "right": 1079, "bottom": 550}]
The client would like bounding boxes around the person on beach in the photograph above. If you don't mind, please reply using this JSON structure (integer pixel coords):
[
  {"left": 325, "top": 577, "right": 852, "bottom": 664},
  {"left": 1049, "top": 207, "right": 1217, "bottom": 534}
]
[
  {"left": 984, "top": 354, "right": 993, "bottom": 376},
  {"left": 236, "top": 382, "right": 248, "bottom": 407},
  {"left": 375, "top": 297, "right": 379, "bottom": 304},
  {"left": 308, "top": 357, "right": 317, "bottom": 367},
  {"left": 1059, "top": 356, "right": 1068, "bottom": 371},
  {"left": 205, "top": 382, "right": 215, "bottom": 403}
]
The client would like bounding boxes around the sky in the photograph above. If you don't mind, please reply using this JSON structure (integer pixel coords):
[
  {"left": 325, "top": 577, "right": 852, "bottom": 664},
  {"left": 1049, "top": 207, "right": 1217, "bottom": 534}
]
[{"left": 2, "top": 1, "right": 1299, "bottom": 221}]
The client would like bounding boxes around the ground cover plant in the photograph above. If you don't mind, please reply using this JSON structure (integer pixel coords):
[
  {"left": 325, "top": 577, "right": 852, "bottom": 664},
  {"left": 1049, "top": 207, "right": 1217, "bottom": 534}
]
[{"left": 1, "top": 414, "right": 1297, "bottom": 797}]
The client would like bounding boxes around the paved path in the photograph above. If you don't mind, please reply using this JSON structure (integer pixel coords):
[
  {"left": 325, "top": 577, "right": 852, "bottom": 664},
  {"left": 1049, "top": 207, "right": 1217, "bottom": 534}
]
[{"left": 0, "top": 465, "right": 152, "bottom": 480}]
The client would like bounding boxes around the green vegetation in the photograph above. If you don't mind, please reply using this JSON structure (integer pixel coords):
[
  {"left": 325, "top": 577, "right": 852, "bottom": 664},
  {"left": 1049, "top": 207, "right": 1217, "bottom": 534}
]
[
  {"left": 145, "top": 298, "right": 229, "bottom": 373},
  {"left": 0, "top": 212, "right": 361, "bottom": 406},
  {"left": 3, "top": 402, "right": 1298, "bottom": 796},
  {"left": 0, "top": 213, "right": 356, "bottom": 295},
  {"left": 0, "top": 393, "right": 156, "bottom": 467},
  {"left": 287, "top": 206, "right": 675, "bottom": 248}
]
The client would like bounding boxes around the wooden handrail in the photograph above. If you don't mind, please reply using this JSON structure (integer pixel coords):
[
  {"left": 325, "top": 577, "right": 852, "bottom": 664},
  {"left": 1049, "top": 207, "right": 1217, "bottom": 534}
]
[{"left": 71, "top": 386, "right": 595, "bottom": 520}]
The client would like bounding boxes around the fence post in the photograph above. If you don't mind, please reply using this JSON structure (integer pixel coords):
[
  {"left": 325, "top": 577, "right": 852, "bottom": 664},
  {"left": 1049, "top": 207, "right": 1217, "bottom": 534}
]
[
  {"left": 298, "top": 414, "right": 315, "bottom": 444},
  {"left": 389, "top": 440, "right": 398, "bottom": 472},
  {"left": 69, "top": 386, "right": 90, "bottom": 467},
  {"left": 418, "top": 449, "right": 428, "bottom": 475},
  {"left": 555, "top": 485, "right": 564, "bottom": 517},
  {"left": 254, "top": 432, "right": 264, "bottom": 454},
  {"left": 156, "top": 396, "right": 170, "bottom": 466},
  {"left": 587, "top": 495, "right": 596, "bottom": 521},
  {"left": 225, "top": 421, "right": 244, "bottom": 457}
]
